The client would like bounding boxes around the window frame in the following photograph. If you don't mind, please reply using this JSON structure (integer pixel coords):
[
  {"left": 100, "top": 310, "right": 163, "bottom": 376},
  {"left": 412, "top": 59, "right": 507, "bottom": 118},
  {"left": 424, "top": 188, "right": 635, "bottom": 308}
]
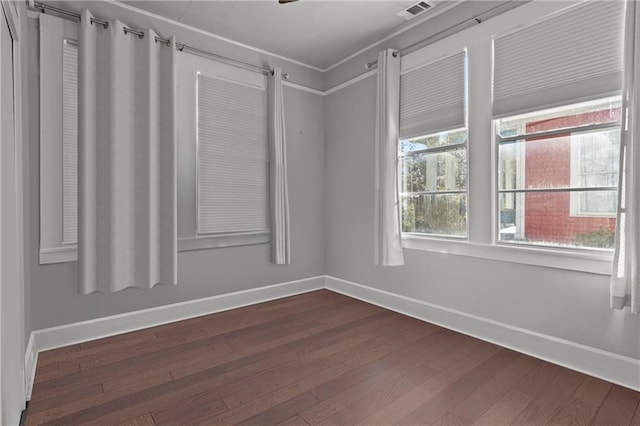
[
  {"left": 398, "top": 128, "right": 469, "bottom": 239},
  {"left": 176, "top": 51, "right": 271, "bottom": 250},
  {"left": 493, "top": 98, "right": 621, "bottom": 249},
  {"left": 398, "top": 49, "right": 469, "bottom": 239},
  {"left": 398, "top": 0, "right": 616, "bottom": 275}
]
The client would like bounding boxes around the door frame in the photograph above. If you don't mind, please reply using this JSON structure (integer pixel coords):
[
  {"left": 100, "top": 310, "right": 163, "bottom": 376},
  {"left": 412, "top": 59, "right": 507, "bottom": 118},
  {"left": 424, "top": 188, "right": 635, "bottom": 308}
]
[{"left": 1, "top": 0, "right": 26, "bottom": 412}]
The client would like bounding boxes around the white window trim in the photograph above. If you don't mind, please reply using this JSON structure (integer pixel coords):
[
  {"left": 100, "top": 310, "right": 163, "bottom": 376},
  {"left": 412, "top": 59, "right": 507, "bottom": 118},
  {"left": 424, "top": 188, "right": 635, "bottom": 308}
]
[
  {"left": 41, "top": 231, "right": 271, "bottom": 264},
  {"left": 398, "top": 0, "right": 617, "bottom": 275},
  {"left": 403, "top": 234, "right": 613, "bottom": 275},
  {"left": 177, "top": 52, "right": 270, "bottom": 248}
]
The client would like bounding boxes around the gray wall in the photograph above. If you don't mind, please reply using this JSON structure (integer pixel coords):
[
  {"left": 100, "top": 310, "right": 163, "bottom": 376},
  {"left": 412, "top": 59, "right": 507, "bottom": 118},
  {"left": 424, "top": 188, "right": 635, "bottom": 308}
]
[
  {"left": 24, "top": 14, "right": 325, "bottom": 330},
  {"left": 25, "top": 0, "right": 639, "bottom": 365},
  {"left": 324, "top": 75, "right": 640, "bottom": 360}
]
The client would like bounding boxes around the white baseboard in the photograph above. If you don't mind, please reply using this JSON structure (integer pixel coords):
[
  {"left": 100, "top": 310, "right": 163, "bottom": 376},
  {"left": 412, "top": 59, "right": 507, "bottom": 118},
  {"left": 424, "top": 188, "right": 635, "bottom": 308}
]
[
  {"left": 24, "top": 332, "right": 37, "bottom": 400},
  {"left": 25, "top": 273, "right": 639, "bottom": 403},
  {"left": 25, "top": 275, "right": 324, "bottom": 399},
  {"left": 324, "top": 275, "right": 640, "bottom": 392}
]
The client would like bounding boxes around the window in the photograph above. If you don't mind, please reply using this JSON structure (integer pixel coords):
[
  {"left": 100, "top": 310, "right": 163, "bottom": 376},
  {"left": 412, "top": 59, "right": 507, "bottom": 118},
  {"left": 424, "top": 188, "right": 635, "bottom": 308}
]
[
  {"left": 176, "top": 53, "right": 270, "bottom": 250},
  {"left": 196, "top": 73, "right": 268, "bottom": 235},
  {"left": 399, "top": 51, "right": 468, "bottom": 237},
  {"left": 39, "top": 16, "right": 271, "bottom": 263},
  {"left": 62, "top": 40, "right": 78, "bottom": 245},
  {"left": 39, "top": 15, "right": 79, "bottom": 263},
  {"left": 399, "top": 128, "right": 467, "bottom": 236},
  {"left": 493, "top": 0, "right": 624, "bottom": 251},
  {"left": 496, "top": 98, "right": 621, "bottom": 249},
  {"left": 399, "top": 0, "right": 626, "bottom": 272}
]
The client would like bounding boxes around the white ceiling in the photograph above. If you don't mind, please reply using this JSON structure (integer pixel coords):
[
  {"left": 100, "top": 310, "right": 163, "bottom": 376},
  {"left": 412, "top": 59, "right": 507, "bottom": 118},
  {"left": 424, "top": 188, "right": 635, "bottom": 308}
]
[{"left": 118, "top": 0, "right": 451, "bottom": 70}]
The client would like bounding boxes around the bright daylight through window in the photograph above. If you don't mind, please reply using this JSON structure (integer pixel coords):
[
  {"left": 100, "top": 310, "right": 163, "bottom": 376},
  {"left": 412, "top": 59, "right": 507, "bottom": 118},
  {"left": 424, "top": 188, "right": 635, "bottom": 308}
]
[
  {"left": 496, "top": 97, "right": 621, "bottom": 249},
  {"left": 399, "top": 128, "right": 468, "bottom": 237}
]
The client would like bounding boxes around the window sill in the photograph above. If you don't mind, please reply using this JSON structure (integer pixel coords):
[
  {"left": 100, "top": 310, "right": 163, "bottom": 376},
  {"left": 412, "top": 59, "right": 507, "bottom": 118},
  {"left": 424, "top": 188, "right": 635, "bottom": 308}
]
[
  {"left": 402, "top": 234, "right": 613, "bottom": 275},
  {"left": 39, "top": 232, "right": 270, "bottom": 264},
  {"left": 40, "top": 246, "right": 78, "bottom": 264},
  {"left": 179, "top": 232, "right": 269, "bottom": 252}
]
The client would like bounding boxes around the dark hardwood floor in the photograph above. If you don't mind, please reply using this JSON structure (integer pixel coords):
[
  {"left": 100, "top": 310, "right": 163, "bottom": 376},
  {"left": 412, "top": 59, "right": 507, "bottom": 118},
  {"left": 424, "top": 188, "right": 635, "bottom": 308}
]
[{"left": 26, "top": 290, "right": 640, "bottom": 425}]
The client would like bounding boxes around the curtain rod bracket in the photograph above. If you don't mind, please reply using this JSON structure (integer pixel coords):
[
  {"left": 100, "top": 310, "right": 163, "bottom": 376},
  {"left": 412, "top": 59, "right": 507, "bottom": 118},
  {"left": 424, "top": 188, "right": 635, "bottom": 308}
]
[
  {"left": 90, "top": 18, "right": 109, "bottom": 28},
  {"left": 155, "top": 37, "right": 171, "bottom": 47},
  {"left": 124, "top": 27, "right": 144, "bottom": 38},
  {"left": 270, "top": 70, "right": 290, "bottom": 80},
  {"left": 365, "top": 50, "right": 398, "bottom": 70}
]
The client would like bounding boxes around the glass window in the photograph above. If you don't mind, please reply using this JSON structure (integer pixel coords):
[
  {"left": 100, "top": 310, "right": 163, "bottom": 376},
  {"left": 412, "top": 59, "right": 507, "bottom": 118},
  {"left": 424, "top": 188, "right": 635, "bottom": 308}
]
[
  {"left": 496, "top": 97, "right": 621, "bottom": 249},
  {"left": 399, "top": 128, "right": 468, "bottom": 237}
]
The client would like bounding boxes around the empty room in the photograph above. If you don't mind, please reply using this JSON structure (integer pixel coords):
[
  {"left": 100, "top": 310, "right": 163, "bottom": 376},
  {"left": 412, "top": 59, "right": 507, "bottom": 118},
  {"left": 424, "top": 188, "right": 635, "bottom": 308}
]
[{"left": 1, "top": 0, "right": 639, "bottom": 424}]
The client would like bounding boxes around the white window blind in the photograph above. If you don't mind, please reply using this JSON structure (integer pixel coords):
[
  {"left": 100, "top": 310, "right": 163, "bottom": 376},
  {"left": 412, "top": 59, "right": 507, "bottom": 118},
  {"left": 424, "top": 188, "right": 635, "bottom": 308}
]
[
  {"left": 493, "top": 1, "right": 625, "bottom": 116},
  {"left": 400, "top": 51, "right": 466, "bottom": 139},
  {"left": 197, "top": 73, "right": 268, "bottom": 234},
  {"left": 62, "top": 40, "right": 78, "bottom": 244}
]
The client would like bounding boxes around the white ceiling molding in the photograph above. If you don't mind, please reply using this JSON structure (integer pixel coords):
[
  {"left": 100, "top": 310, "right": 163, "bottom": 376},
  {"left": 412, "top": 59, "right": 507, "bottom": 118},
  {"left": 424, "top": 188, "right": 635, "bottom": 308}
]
[
  {"left": 324, "top": 69, "right": 378, "bottom": 96},
  {"left": 107, "top": 0, "right": 326, "bottom": 72},
  {"left": 117, "top": 0, "right": 464, "bottom": 71},
  {"left": 282, "top": 80, "right": 325, "bottom": 97}
]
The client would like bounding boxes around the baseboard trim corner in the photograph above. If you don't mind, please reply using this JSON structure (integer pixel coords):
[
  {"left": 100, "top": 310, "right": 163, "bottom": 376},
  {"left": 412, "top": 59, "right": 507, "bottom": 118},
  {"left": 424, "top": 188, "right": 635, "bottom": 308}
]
[
  {"left": 324, "top": 275, "right": 640, "bottom": 392},
  {"left": 24, "top": 332, "right": 37, "bottom": 401}
]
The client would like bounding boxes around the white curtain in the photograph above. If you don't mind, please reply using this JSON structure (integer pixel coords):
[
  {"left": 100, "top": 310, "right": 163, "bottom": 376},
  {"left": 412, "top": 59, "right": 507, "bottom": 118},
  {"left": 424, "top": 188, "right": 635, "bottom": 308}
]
[
  {"left": 268, "top": 67, "right": 291, "bottom": 264},
  {"left": 611, "top": 0, "right": 639, "bottom": 314},
  {"left": 374, "top": 49, "right": 404, "bottom": 266},
  {"left": 78, "top": 10, "right": 177, "bottom": 294}
]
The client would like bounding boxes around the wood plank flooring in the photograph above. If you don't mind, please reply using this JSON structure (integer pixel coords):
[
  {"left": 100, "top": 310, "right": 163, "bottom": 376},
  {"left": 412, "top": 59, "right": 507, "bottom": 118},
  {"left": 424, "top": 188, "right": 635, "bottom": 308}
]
[{"left": 26, "top": 290, "right": 640, "bottom": 425}]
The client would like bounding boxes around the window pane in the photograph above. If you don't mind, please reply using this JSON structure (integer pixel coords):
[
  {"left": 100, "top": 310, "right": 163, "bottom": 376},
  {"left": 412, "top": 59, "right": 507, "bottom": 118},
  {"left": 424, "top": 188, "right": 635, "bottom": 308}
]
[
  {"left": 401, "top": 148, "right": 467, "bottom": 193},
  {"left": 399, "top": 128, "right": 468, "bottom": 238},
  {"left": 496, "top": 98, "right": 620, "bottom": 249},
  {"left": 401, "top": 153, "right": 426, "bottom": 193},
  {"left": 579, "top": 190, "right": 617, "bottom": 214},
  {"left": 498, "top": 191, "right": 616, "bottom": 249},
  {"left": 497, "top": 97, "right": 621, "bottom": 138},
  {"left": 498, "top": 129, "right": 620, "bottom": 190},
  {"left": 499, "top": 137, "right": 569, "bottom": 190},
  {"left": 401, "top": 193, "right": 467, "bottom": 236},
  {"left": 400, "top": 128, "right": 466, "bottom": 153},
  {"left": 573, "top": 131, "right": 619, "bottom": 187}
]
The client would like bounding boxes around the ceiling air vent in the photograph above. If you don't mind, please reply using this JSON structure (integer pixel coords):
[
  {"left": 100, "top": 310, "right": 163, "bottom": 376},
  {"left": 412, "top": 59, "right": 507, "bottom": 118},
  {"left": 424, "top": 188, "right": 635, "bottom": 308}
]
[{"left": 397, "top": 1, "right": 434, "bottom": 21}]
